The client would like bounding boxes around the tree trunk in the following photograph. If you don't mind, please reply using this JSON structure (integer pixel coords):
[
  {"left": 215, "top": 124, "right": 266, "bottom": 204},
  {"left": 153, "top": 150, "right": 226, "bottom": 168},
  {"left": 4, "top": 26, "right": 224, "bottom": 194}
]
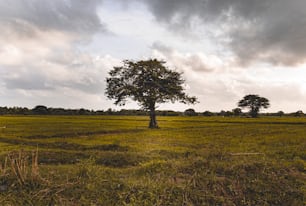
[
  {"left": 149, "top": 107, "right": 158, "bottom": 129},
  {"left": 250, "top": 107, "right": 258, "bottom": 118}
]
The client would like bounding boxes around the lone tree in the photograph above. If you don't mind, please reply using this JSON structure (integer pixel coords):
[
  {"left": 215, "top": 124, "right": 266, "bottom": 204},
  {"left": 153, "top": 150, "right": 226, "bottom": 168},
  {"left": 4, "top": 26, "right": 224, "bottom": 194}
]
[
  {"left": 106, "top": 59, "right": 197, "bottom": 128},
  {"left": 238, "top": 94, "right": 270, "bottom": 118}
]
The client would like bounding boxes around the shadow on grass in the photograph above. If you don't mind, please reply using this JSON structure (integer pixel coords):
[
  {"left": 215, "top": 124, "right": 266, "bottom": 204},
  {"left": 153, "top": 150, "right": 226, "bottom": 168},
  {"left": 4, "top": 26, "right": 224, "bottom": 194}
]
[
  {"left": 0, "top": 150, "right": 146, "bottom": 167},
  {"left": 22, "top": 129, "right": 144, "bottom": 139},
  {"left": 0, "top": 137, "right": 128, "bottom": 151}
]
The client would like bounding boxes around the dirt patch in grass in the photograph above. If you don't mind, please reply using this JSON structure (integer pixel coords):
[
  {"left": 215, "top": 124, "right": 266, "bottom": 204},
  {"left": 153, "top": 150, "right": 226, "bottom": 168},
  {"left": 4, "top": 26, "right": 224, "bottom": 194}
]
[
  {"left": 95, "top": 152, "right": 146, "bottom": 167},
  {"left": 147, "top": 149, "right": 188, "bottom": 159}
]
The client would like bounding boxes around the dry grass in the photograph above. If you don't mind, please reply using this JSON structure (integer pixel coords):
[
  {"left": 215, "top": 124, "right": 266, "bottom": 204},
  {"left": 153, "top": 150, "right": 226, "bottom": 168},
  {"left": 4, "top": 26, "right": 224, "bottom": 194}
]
[
  {"left": 0, "top": 115, "right": 305, "bottom": 205},
  {"left": 0, "top": 149, "right": 41, "bottom": 189}
]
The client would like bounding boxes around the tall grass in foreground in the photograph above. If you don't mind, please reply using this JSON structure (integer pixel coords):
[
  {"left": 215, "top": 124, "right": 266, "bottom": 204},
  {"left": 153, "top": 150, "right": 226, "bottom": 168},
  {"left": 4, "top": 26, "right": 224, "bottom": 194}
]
[
  {"left": 0, "top": 150, "right": 79, "bottom": 205},
  {"left": 0, "top": 150, "right": 39, "bottom": 185},
  {"left": 1, "top": 150, "right": 304, "bottom": 205}
]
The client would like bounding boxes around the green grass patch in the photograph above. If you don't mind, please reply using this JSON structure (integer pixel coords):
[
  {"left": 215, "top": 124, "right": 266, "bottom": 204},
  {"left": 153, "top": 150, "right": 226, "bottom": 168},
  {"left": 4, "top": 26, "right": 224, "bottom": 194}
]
[{"left": 0, "top": 115, "right": 305, "bottom": 205}]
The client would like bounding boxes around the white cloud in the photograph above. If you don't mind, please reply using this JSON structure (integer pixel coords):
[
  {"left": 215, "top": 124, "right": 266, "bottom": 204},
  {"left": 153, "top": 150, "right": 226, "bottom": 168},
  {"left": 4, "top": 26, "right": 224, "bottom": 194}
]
[
  {"left": 150, "top": 44, "right": 306, "bottom": 112},
  {"left": 151, "top": 42, "right": 231, "bottom": 73},
  {"left": 0, "top": 0, "right": 115, "bottom": 109},
  {"left": 0, "top": 53, "right": 121, "bottom": 109}
]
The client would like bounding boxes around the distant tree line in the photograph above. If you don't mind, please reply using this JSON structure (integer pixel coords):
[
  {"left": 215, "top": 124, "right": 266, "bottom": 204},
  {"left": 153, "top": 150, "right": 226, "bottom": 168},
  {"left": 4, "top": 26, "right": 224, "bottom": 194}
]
[
  {"left": 0, "top": 105, "right": 304, "bottom": 117},
  {"left": 0, "top": 105, "right": 180, "bottom": 116},
  {"left": 186, "top": 109, "right": 305, "bottom": 117},
  {"left": 0, "top": 105, "right": 104, "bottom": 116}
]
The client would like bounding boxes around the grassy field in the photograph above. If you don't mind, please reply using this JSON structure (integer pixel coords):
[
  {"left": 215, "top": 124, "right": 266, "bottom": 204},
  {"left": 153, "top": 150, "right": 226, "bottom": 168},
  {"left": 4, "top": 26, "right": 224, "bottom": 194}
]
[{"left": 0, "top": 115, "right": 305, "bottom": 205}]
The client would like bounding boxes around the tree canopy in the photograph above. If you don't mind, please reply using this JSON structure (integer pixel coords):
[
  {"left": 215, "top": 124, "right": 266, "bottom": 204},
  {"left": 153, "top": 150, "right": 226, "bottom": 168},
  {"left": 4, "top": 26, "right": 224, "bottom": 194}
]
[
  {"left": 232, "top": 108, "right": 242, "bottom": 116},
  {"left": 106, "top": 59, "right": 197, "bottom": 128},
  {"left": 184, "top": 108, "right": 197, "bottom": 116},
  {"left": 238, "top": 94, "right": 270, "bottom": 118}
]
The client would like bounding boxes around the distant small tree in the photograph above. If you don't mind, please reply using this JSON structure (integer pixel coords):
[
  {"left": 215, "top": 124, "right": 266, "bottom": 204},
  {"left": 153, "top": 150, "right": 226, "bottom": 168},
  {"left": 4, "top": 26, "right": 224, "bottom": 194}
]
[
  {"left": 224, "top": 111, "right": 233, "bottom": 117},
  {"left": 157, "top": 110, "right": 180, "bottom": 116},
  {"left": 184, "top": 108, "right": 197, "bottom": 116},
  {"left": 106, "top": 108, "right": 113, "bottom": 115},
  {"left": 78, "top": 108, "right": 90, "bottom": 115},
  {"left": 232, "top": 108, "right": 242, "bottom": 116},
  {"left": 294, "top": 110, "right": 304, "bottom": 117},
  {"left": 276, "top": 111, "right": 285, "bottom": 117},
  {"left": 32, "top": 105, "right": 49, "bottom": 115},
  {"left": 219, "top": 110, "right": 226, "bottom": 117},
  {"left": 202, "top": 110, "right": 213, "bottom": 117},
  {"left": 106, "top": 59, "right": 197, "bottom": 128},
  {"left": 238, "top": 94, "right": 270, "bottom": 118}
]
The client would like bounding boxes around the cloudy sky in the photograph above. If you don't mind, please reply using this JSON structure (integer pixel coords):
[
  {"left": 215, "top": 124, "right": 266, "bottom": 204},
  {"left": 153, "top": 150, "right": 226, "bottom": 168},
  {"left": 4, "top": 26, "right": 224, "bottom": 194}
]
[{"left": 1, "top": 0, "right": 306, "bottom": 112}]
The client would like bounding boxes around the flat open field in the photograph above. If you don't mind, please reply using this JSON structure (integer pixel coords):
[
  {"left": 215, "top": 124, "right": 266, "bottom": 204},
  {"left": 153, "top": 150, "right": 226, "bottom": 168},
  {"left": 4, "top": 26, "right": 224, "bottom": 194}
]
[{"left": 0, "top": 116, "right": 305, "bottom": 205}]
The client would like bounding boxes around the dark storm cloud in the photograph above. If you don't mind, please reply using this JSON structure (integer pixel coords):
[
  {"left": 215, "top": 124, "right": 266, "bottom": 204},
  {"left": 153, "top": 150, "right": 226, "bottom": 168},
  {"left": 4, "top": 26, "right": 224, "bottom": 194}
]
[
  {"left": 141, "top": 0, "right": 306, "bottom": 65},
  {"left": 141, "top": 0, "right": 269, "bottom": 27},
  {"left": 0, "top": 0, "right": 106, "bottom": 35}
]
